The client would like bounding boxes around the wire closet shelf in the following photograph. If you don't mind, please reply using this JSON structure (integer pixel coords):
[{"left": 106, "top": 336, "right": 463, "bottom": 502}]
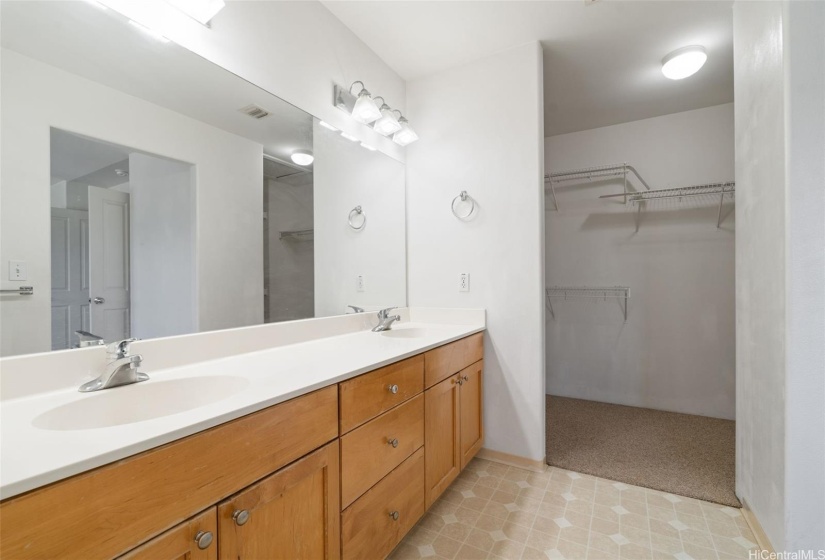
[
  {"left": 545, "top": 286, "right": 630, "bottom": 322},
  {"left": 600, "top": 181, "right": 736, "bottom": 230},
  {"left": 544, "top": 163, "right": 652, "bottom": 211},
  {"left": 279, "top": 229, "right": 314, "bottom": 240}
]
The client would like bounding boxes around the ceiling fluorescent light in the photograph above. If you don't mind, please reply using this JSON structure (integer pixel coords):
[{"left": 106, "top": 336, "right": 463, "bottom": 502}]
[
  {"left": 372, "top": 103, "right": 403, "bottom": 136},
  {"left": 392, "top": 116, "right": 419, "bottom": 146},
  {"left": 661, "top": 45, "right": 707, "bottom": 80},
  {"left": 164, "top": 0, "right": 225, "bottom": 25},
  {"left": 350, "top": 82, "right": 382, "bottom": 124},
  {"left": 319, "top": 121, "right": 338, "bottom": 131},
  {"left": 290, "top": 149, "right": 314, "bottom": 166}
]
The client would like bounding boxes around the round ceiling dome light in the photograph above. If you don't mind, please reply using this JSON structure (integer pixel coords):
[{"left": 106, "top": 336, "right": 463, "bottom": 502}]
[
  {"left": 661, "top": 46, "right": 707, "bottom": 80},
  {"left": 290, "top": 149, "right": 314, "bottom": 166}
]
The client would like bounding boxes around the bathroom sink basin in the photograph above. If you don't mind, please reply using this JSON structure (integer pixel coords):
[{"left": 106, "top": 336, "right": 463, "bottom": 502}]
[
  {"left": 380, "top": 327, "right": 431, "bottom": 339},
  {"left": 32, "top": 376, "right": 249, "bottom": 431}
]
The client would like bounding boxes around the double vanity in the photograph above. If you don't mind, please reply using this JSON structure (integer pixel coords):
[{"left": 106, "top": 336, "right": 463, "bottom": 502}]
[{"left": 0, "top": 308, "right": 486, "bottom": 559}]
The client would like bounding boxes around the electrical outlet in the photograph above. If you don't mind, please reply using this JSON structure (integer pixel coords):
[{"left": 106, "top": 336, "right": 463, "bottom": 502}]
[
  {"left": 9, "top": 261, "right": 27, "bottom": 281},
  {"left": 356, "top": 275, "right": 365, "bottom": 292},
  {"left": 459, "top": 273, "right": 470, "bottom": 292}
]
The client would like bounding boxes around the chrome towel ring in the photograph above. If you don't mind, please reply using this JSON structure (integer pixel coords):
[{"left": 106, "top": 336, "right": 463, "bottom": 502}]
[
  {"left": 348, "top": 205, "right": 366, "bottom": 230},
  {"left": 451, "top": 191, "right": 475, "bottom": 219}
]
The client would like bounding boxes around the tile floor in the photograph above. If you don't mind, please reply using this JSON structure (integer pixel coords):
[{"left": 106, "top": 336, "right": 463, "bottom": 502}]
[{"left": 390, "top": 459, "right": 759, "bottom": 560}]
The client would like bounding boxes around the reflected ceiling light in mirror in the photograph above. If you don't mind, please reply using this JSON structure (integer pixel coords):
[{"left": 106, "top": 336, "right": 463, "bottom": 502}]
[
  {"left": 392, "top": 116, "right": 419, "bottom": 146},
  {"left": 290, "top": 149, "right": 314, "bottom": 166},
  {"left": 661, "top": 46, "right": 707, "bottom": 80},
  {"left": 360, "top": 143, "right": 377, "bottom": 151},
  {"left": 340, "top": 132, "right": 360, "bottom": 142},
  {"left": 319, "top": 121, "right": 339, "bottom": 131},
  {"left": 165, "top": 0, "right": 225, "bottom": 25}
]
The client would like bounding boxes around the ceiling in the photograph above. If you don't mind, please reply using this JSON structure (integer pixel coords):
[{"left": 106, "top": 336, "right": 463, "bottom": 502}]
[
  {"left": 322, "top": 0, "right": 734, "bottom": 136},
  {"left": 1, "top": 1, "right": 313, "bottom": 163},
  {"left": 50, "top": 129, "right": 132, "bottom": 186}
]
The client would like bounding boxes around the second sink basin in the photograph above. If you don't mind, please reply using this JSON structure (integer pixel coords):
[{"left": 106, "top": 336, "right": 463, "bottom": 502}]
[{"left": 32, "top": 376, "right": 249, "bottom": 431}]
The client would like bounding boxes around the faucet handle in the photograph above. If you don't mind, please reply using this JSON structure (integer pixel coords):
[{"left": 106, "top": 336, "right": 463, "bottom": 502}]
[
  {"left": 348, "top": 305, "right": 365, "bottom": 313},
  {"left": 377, "top": 307, "right": 398, "bottom": 319},
  {"left": 107, "top": 338, "right": 136, "bottom": 358}
]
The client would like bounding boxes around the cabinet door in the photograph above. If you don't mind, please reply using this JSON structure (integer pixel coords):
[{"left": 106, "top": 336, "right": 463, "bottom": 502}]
[
  {"left": 119, "top": 508, "right": 217, "bottom": 560},
  {"left": 459, "top": 360, "right": 484, "bottom": 469},
  {"left": 424, "top": 373, "right": 461, "bottom": 508},
  {"left": 218, "top": 441, "right": 340, "bottom": 560}
]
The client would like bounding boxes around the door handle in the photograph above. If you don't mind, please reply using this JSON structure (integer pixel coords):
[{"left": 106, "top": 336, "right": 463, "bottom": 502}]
[{"left": 92, "top": 297, "right": 105, "bottom": 304}]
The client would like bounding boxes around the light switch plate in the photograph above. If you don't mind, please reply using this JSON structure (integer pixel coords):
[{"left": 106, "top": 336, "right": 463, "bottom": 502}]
[
  {"left": 9, "top": 261, "right": 27, "bottom": 281},
  {"left": 356, "top": 275, "right": 365, "bottom": 292}
]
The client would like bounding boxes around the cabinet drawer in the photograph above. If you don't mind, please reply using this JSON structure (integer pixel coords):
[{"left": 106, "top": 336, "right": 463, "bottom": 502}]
[
  {"left": 339, "top": 355, "right": 424, "bottom": 434},
  {"left": 342, "top": 448, "right": 425, "bottom": 560},
  {"left": 341, "top": 393, "right": 424, "bottom": 508},
  {"left": 424, "top": 332, "right": 483, "bottom": 388}
]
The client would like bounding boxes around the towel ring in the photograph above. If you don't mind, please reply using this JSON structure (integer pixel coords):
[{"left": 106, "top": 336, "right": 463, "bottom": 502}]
[
  {"left": 348, "top": 206, "right": 366, "bottom": 230},
  {"left": 451, "top": 191, "right": 475, "bottom": 219}
]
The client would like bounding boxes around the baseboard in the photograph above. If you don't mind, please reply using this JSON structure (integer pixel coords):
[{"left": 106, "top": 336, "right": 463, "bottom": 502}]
[
  {"left": 476, "top": 448, "right": 547, "bottom": 473},
  {"left": 741, "top": 498, "right": 775, "bottom": 553}
]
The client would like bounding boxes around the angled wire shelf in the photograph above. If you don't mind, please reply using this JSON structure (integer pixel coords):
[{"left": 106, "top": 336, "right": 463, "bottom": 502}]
[
  {"left": 545, "top": 286, "right": 630, "bottom": 322},
  {"left": 279, "top": 229, "right": 314, "bottom": 240},
  {"left": 600, "top": 181, "right": 736, "bottom": 230},
  {"left": 544, "top": 163, "right": 651, "bottom": 211}
]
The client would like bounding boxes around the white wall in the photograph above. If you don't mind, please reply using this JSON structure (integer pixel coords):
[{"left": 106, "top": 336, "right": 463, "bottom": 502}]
[
  {"left": 102, "top": 0, "right": 407, "bottom": 162},
  {"left": 406, "top": 42, "right": 546, "bottom": 462},
  {"left": 0, "top": 50, "right": 262, "bottom": 356},
  {"left": 734, "top": 0, "right": 825, "bottom": 551},
  {"left": 129, "top": 153, "right": 196, "bottom": 340},
  {"left": 265, "top": 176, "right": 315, "bottom": 322},
  {"left": 313, "top": 122, "right": 407, "bottom": 316},
  {"left": 545, "top": 104, "right": 736, "bottom": 419}
]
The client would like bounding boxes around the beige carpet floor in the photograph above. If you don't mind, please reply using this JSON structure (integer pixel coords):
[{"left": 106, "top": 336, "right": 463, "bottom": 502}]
[{"left": 546, "top": 395, "right": 740, "bottom": 507}]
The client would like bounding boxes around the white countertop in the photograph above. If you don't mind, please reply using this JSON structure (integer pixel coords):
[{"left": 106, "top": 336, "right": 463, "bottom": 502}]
[{"left": 0, "top": 312, "right": 484, "bottom": 499}]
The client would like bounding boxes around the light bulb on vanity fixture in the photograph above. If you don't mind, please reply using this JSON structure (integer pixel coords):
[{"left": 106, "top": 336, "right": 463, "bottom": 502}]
[
  {"left": 349, "top": 81, "right": 382, "bottom": 124},
  {"left": 661, "top": 45, "right": 707, "bottom": 80},
  {"left": 290, "top": 149, "right": 314, "bottom": 166},
  {"left": 371, "top": 99, "right": 403, "bottom": 136},
  {"left": 392, "top": 116, "right": 419, "bottom": 146}
]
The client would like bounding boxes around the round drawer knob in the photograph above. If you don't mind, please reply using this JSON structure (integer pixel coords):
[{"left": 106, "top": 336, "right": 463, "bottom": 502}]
[
  {"left": 388, "top": 437, "right": 399, "bottom": 448},
  {"left": 233, "top": 509, "right": 250, "bottom": 526},
  {"left": 194, "top": 531, "right": 213, "bottom": 550},
  {"left": 389, "top": 511, "right": 400, "bottom": 521},
  {"left": 462, "top": 375, "right": 469, "bottom": 382},
  {"left": 388, "top": 384, "right": 399, "bottom": 394}
]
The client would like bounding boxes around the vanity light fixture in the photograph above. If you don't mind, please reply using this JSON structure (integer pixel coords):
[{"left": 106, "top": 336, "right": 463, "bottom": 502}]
[
  {"left": 392, "top": 116, "right": 419, "bottom": 146},
  {"left": 290, "top": 149, "right": 314, "bottom": 166},
  {"left": 661, "top": 46, "right": 707, "bottom": 80},
  {"left": 340, "top": 132, "right": 360, "bottom": 142},
  {"left": 319, "top": 121, "right": 339, "bottom": 131},
  {"left": 350, "top": 82, "right": 382, "bottom": 124}
]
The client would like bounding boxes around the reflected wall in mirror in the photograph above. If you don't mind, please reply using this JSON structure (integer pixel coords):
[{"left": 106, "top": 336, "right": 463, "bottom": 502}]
[{"left": 0, "top": 1, "right": 406, "bottom": 357}]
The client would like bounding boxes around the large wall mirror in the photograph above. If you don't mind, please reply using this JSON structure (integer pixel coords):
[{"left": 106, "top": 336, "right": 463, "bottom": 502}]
[{"left": 0, "top": 1, "right": 407, "bottom": 357}]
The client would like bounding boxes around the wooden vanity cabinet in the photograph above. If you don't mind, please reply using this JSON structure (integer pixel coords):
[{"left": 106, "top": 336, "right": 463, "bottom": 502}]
[
  {"left": 118, "top": 508, "right": 218, "bottom": 560},
  {"left": 218, "top": 442, "right": 340, "bottom": 560},
  {"left": 459, "top": 360, "right": 484, "bottom": 469},
  {"left": 424, "top": 373, "right": 461, "bottom": 508}
]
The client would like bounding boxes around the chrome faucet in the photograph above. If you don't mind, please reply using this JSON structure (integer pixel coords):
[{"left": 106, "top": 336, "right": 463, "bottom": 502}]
[
  {"left": 75, "top": 330, "right": 104, "bottom": 348},
  {"left": 372, "top": 307, "right": 401, "bottom": 332},
  {"left": 79, "top": 338, "right": 148, "bottom": 393}
]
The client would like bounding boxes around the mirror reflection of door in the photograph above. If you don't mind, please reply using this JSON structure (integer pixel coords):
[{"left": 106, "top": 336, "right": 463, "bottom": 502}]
[{"left": 50, "top": 129, "right": 195, "bottom": 349}]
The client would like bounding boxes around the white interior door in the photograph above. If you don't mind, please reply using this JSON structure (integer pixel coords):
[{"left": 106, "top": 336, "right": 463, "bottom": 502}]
[
  {"left": 50, "top": 208, "right": 90, "bottom": 349},
  {"left": 88, "top": 185, "right": 130, "bottom": 342}
]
